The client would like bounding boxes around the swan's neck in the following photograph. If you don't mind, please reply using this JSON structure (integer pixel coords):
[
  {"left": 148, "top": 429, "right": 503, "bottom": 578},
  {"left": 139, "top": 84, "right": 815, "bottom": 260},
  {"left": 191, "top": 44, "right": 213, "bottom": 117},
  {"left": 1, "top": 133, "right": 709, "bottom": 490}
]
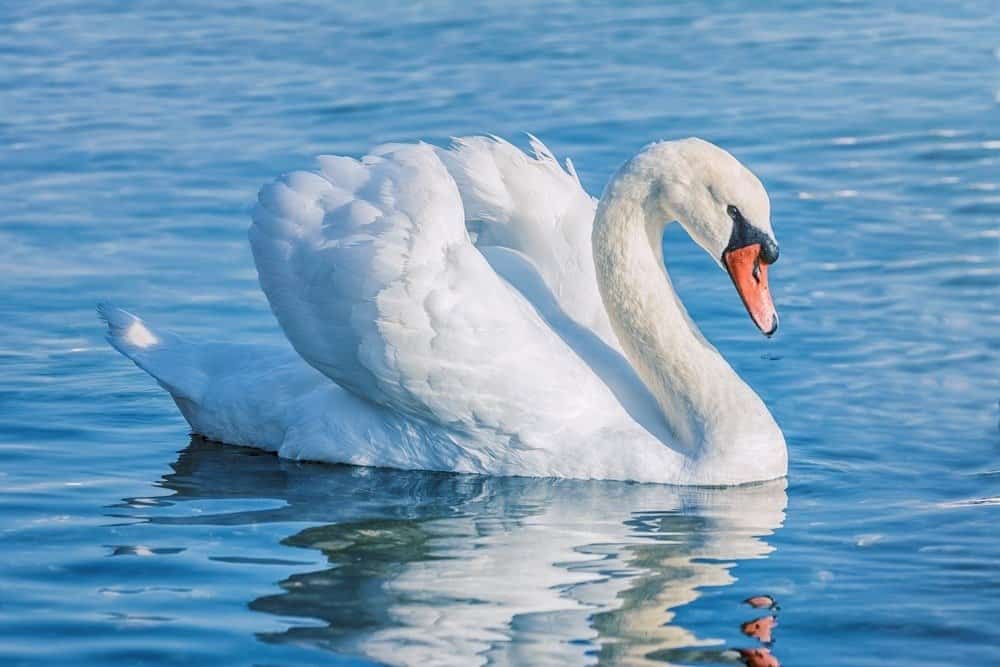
[{"left": 592, "top": 164, "right": 777, "bottom": 459}]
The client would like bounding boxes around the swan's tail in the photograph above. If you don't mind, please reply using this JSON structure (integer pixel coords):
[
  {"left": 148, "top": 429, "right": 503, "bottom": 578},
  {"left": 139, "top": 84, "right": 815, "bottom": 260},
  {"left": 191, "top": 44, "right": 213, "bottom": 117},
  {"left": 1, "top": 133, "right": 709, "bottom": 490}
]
[{"left": 98, "top": 303, "right": 205, "bottom": 402}]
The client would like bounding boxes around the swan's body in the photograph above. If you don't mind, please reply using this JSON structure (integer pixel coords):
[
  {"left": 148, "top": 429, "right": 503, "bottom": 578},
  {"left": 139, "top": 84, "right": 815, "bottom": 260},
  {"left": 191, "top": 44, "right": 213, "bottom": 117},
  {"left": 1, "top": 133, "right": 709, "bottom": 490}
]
[{"left": 101, "top": 136, "right": 786, "bottom": 485}]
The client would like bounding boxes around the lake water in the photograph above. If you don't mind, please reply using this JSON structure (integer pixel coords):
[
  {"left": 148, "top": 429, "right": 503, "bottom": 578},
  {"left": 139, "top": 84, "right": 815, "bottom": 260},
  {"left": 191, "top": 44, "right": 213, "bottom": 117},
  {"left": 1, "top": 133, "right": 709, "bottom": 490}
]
[{"left": 1, "top": 1, "right": 997, "bottom": 665}]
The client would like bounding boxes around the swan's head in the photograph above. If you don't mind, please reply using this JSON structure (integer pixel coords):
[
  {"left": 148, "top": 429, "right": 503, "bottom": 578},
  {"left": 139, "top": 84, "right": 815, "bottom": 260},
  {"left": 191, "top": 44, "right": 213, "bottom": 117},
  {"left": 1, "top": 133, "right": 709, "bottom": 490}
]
[{"left": 642, "top": 138, "right": 780, "bottom": 336}]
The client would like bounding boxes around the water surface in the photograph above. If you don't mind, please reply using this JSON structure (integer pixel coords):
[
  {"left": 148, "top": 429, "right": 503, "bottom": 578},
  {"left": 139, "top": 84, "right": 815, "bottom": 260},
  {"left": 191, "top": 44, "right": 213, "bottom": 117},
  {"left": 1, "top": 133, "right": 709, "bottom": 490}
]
[{"left": 1, "top": 1, "right": 997, "bottom": 665}]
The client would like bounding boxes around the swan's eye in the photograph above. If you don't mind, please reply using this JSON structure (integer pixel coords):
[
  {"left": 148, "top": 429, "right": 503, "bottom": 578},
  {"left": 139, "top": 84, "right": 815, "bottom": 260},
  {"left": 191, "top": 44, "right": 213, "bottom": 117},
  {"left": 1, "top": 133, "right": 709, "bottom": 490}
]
[{"left": 727, "top": 205, "right": 741, "bottom": 220}]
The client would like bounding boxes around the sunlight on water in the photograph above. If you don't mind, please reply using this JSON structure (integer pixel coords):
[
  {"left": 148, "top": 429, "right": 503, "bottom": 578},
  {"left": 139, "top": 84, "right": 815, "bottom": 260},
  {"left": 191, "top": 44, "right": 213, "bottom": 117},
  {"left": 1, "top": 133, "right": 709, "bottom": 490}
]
[{"left": 1, "top": 1, "right": 997, "bottom": 665}]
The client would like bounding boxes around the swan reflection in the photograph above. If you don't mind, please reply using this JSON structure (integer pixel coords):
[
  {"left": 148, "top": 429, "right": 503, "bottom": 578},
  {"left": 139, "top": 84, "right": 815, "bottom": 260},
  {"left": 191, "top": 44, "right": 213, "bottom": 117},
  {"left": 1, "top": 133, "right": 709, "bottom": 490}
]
[{"left": 136, "top": 438, "right": 787, "bottom": 665}]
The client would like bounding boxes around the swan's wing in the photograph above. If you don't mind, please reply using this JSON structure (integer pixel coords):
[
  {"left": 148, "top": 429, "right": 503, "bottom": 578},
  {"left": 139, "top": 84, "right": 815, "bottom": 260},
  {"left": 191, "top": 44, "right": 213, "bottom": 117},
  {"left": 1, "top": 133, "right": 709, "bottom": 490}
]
[
  {"left": 438, "top": 136, "right": 619, "bottom": 348},
  {"left": 248, "top": 143, "right": 619, "bottom": 447}
]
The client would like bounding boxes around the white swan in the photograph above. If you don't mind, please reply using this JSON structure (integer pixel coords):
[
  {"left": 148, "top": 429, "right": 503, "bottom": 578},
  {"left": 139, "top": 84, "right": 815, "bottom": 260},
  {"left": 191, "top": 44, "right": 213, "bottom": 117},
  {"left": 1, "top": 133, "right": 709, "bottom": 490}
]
[{"left": 100, "top": 136, "right": 785, "bottom": 485}]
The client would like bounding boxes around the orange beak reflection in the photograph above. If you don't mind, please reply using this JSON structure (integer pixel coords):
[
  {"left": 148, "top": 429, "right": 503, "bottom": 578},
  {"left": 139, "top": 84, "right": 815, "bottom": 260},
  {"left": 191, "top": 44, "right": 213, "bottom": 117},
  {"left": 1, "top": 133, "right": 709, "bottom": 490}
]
[
  {"left": 723, "top": 243, "right": 778, "bottom": 336},
  {"left": 738, "top": 647, "right": 780, "bottom": 667}
]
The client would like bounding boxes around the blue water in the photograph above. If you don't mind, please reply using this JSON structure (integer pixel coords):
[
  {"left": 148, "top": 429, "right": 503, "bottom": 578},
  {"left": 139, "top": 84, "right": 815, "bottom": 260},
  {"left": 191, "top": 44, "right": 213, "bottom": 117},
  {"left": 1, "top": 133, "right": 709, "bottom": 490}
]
[{"left": 2, "top": 1, "right": 997, "bottom": 665}]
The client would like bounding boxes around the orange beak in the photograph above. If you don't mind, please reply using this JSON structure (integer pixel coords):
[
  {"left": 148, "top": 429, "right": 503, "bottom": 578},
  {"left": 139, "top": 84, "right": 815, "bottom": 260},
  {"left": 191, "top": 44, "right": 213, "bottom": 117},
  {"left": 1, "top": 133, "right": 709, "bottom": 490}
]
[{"left": 723, "top": 243, "right": 778, "bottom": 336}]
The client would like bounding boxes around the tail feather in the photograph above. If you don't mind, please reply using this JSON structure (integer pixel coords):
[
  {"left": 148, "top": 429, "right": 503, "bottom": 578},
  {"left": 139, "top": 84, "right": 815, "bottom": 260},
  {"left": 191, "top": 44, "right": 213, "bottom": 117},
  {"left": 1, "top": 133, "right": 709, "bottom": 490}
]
[
  {"left": 98, "top": 303, "right": 160, "bottom": 351},
  {"left": 98, "top": 303, "right": 204, "bottom": 402}
]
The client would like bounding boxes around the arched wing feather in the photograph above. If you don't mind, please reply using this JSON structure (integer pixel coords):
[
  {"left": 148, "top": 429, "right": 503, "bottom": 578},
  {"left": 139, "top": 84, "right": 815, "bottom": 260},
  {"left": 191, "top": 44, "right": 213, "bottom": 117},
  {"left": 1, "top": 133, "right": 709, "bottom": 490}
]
[
  {"left": 249, "top": 143, "right": 618, "bottom": 446},
  {"left": 438, "top": 135, "right": 619, "bottom": 348}
]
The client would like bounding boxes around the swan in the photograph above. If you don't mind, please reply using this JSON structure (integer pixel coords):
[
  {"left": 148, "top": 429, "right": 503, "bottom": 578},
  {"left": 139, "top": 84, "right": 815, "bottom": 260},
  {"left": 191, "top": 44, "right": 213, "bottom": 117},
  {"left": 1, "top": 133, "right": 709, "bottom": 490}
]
[{"left": 100, "top": 135, "right": 785, "bottom": 485}]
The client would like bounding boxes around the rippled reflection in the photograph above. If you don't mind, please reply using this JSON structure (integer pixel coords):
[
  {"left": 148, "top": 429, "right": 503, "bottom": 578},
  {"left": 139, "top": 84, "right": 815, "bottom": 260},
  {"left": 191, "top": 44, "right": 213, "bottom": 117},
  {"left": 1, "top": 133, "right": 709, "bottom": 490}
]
[{"left": 133, "top": 438, "right": 787, "bottom": 665}]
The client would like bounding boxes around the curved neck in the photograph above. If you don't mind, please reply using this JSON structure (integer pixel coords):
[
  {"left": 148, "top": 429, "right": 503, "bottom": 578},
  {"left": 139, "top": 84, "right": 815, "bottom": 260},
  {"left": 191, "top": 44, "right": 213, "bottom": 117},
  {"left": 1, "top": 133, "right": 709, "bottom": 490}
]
[{"left": 592, "top": 164, "right": 763, "bottom": 454}]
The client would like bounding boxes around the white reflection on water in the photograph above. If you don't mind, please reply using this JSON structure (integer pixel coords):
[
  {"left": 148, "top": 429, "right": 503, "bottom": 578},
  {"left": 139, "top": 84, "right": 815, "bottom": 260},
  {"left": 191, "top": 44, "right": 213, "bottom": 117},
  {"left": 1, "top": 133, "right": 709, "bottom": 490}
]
[{"left": 142, "top": 438, "right": 786, "bottom": 666}]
